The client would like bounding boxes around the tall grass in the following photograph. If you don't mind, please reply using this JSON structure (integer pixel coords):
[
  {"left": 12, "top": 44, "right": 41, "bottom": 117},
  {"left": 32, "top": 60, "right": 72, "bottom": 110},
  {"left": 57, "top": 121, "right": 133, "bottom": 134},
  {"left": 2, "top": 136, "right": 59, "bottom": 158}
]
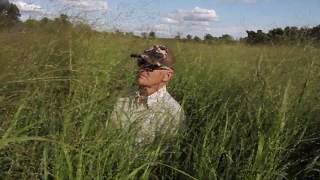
[{"left": 0, "top": 27, "right": 319, "bottom": 179}]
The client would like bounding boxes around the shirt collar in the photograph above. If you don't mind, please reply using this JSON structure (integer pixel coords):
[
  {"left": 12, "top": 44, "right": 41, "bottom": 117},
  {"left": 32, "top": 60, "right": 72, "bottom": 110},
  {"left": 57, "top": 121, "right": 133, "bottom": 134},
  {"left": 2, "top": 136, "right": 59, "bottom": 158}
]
[{"left": 147, "top": 86, "right": 167, "bottom": 107}]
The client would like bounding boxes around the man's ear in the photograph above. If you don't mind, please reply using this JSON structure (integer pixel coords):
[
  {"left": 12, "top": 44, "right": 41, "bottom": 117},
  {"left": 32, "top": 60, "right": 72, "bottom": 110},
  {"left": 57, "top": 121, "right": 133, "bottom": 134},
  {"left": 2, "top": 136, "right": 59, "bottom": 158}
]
[{"left": 163, "top": 70, "right": 174, "bottom": 82}]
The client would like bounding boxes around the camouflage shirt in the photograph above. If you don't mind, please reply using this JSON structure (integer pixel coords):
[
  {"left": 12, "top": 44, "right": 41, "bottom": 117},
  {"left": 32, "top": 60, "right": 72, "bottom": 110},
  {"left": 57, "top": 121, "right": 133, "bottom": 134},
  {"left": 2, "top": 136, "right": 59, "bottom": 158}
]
[{"left": 110, "top": 86, "right": 185, "bottom": 145}]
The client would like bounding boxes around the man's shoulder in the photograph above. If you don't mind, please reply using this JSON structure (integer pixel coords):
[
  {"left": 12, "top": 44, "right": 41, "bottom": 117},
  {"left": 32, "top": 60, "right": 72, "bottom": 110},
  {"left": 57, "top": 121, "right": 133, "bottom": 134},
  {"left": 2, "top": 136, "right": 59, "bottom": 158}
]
[
  {"left": 162, "top": 91, "right": 183, "bottom": 113},
  {"left": 159, "top": 91, "right": 186, "bottom": 128}
]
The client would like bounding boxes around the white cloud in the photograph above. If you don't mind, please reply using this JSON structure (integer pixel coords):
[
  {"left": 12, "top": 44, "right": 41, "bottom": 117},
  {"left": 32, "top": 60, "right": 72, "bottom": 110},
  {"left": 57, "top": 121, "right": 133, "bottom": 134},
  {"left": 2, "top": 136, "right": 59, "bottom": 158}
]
[
  {"left": 238, "top": 0, "right": 257, "bottom": 3},
  {"left": 162, "top": 17, "right": 179, "bottom": 24},
  {"left": 218, "top": 0, "right": 270, "bottom": 4},
  {"left": 12, "top": 1, "right": 45, "bottom": 13},
  {"left": 184, "top": 7, "right": 218, "bottom": 21},
  {"left": 59, "top": 0, "right": 108, "bottom": 11},
  {"left": 153, "top": 7, "right": 219, "bottom": 38},
  {"left": 188, "top": 21, "right": 210, "bottom": 26},
  {"left": 163, "top": 7, "right": 218, "bottom": 25}
]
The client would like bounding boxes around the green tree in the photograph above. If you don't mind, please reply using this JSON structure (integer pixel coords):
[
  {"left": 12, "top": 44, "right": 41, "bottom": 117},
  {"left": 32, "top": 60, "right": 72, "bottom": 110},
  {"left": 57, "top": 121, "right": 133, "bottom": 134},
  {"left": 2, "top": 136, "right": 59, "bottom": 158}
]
[
  {"left": 6, "top": 3, "right": 20, "bottom": 21},
  {"left": 40, "top": 17, "right": 49, "bottom": 24},
  {"left": 204, "top": 33, "right": 214, "bottom": 41},
  {"left": 0, "top": 1, "right": 20, "bottom": 27},
  {"left": 268, "top": 28, "right": 284, "bottom": 44},
  {"left": 310, "top": 25, "right": 320, "bottom": 42},
  {"left": 193, "top": 36, "right": 201, "bottom": 42},
  {"left": 25, "top": 19, "right": 38, "bottom": 27},
  {"left": 149, "top": 31, "right": 156, "bottom": 38},
  {"left": 125, "top": 32, "right": 134, "bottom": 37},
  {"left": 220, "top": 34, "right": 234, "bottom": 42},
  {"left": 246, "top": 30, "right": 270, "bottom": 44},
  {"left": 284, "top": 26, "right": 299, "bottom": 42},
  {"left": 186, "top": 34, "right": 192, "bottom": 40},
  {"left": 54, "top": 14, "right": 71, "bottom": 25}
]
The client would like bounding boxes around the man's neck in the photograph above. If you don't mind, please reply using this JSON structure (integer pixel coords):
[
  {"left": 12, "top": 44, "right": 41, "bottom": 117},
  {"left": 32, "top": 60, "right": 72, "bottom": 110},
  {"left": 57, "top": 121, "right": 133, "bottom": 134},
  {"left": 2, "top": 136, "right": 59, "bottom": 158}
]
[{"left": 140, "top": 84, "right": 166, "bottom": 96}]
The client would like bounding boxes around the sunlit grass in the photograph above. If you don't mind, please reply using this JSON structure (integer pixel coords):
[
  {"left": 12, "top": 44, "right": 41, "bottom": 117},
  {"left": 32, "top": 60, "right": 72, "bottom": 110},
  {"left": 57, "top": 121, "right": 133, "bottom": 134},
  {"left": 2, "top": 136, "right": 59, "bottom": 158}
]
[{"left": 0, "top": 27, "right": 319, "bottom": 179}]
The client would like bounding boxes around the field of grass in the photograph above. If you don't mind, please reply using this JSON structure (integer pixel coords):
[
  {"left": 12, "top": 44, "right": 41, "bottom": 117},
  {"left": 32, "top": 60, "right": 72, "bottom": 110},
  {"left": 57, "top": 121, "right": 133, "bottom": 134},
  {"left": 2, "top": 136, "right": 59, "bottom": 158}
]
[{"left": 0, "top": 26, "right": 320, "bottom": 179}]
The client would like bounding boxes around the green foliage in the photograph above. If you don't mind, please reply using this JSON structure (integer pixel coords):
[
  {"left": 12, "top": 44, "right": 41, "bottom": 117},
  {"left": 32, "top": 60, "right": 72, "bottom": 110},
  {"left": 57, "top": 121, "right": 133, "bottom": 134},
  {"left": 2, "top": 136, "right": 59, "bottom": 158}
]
[
  {"left": 186, "top": 34, "right": 192, "bottom": 40},
  {"left": 204, "top": 33, "right": 214, "bottom": 41},
  {"left": 25, "top": 19, "right": 38, "bottom": 27},
  {"left": 219, "top": 34, "right": 234, "bottom": 43},
  {"left": 245, "top": 25, "right": 320, "bottom": 45},
  {"left": 187, "top": 33, "right": 234, "bottom": 44},
  {"left": 6, "top": 3, "right": 20, "bottom": 21},
  {"left": 54, "top": 14, "right": 70, "bottom": 25},
  {"left": 0, "top": 21, "right": 319, "bottom": 180},
  {"left": 246, "top": 30, "right": 271, "bottom": 44},
  {"left": 0, "top": 2, "right": 20, "bottom": 28},
  {"left": 149, "top": 31, "right": 156, "bottom": 38},
  {"left": 193, "top": 35, "right": 201, "bottom": 41}
]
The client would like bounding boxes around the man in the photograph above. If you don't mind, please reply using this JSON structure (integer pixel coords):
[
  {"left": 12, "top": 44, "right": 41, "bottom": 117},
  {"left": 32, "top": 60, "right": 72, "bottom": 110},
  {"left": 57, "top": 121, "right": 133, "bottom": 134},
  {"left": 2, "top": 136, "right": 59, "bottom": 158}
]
[{"left": 110, "top": 45, "right": 185, "bottom": 145}]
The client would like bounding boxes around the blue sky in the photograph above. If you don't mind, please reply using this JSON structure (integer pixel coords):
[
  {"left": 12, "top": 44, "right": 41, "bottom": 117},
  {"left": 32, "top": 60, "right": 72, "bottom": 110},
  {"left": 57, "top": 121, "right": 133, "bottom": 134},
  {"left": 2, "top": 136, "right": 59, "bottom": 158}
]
[{"left": 10, "top": 0, "right": 320, "bottom": 38}]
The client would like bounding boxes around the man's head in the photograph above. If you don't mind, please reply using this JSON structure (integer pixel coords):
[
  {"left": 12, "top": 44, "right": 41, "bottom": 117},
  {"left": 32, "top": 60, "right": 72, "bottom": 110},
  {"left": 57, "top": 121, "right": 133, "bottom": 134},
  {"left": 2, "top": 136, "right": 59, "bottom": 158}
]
[{"left": 131, "top": 45, "right": 176, "bottom": 88}]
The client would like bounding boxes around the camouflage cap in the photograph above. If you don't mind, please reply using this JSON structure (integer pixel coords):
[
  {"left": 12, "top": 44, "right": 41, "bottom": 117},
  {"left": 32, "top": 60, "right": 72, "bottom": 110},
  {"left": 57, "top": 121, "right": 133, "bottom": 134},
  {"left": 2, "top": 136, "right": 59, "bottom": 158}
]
[{"left": 131, "top": 45, "right": 176, "bottom": 68}]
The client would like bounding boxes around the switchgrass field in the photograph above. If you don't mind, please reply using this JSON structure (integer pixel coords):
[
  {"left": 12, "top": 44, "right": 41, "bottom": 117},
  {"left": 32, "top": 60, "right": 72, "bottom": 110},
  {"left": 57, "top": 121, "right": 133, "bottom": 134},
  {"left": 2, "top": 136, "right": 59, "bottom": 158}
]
[{"left": 0, "top": 26, "right": 320, "bottom": 179}]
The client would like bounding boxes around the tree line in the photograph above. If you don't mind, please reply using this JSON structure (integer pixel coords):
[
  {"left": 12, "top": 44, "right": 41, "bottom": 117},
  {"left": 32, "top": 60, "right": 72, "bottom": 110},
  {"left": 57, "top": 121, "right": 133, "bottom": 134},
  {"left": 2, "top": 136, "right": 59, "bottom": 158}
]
[
  {"left": 244, "top": 26, "right": 320, "bottom": 45},
  {"left": 1, "top": 2, "right": 319, "bottom": 45},
  {"left": 138, "top": 26, "right": 320, "bottom": 45}
]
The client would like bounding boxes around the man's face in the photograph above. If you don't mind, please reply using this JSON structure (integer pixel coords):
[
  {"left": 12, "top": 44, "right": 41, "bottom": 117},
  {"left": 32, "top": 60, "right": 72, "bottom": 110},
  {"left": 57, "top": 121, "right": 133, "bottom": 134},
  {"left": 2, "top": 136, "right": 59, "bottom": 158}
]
[{"left": 137, "top": 68, "right": 172, "bottom": 87}]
